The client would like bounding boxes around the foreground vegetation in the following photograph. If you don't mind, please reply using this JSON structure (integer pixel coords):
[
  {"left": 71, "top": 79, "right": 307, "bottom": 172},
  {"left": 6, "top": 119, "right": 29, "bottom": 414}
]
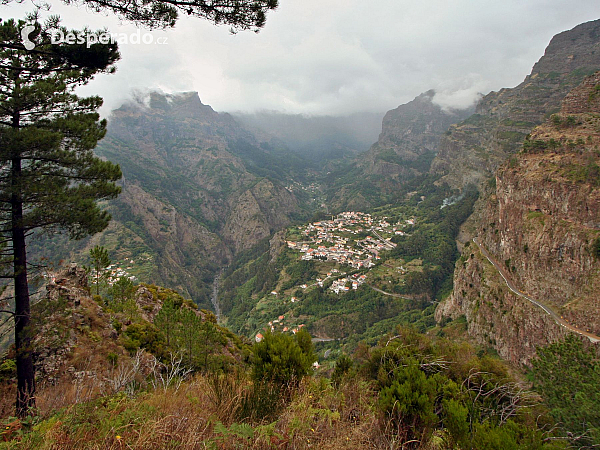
[
  {"left": 2, "top": 320, "right": 593, "bottom": 449},
  {"left": 1, "top": 255, "right": 598, "bottom": 449}
]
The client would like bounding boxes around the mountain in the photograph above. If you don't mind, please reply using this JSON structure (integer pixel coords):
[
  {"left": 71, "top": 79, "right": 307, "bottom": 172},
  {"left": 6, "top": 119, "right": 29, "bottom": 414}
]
[
  {"left": 436, "top": 72, "right": 600, "bottom": 365},
  {"left": 431, "top": 19, "right": 600, "bottom": 190},
  {"left": 40, "top": 92, "right": 311, "bottom": 308},
  {"left": 361, "top": 90, "right": 473, "bottom": 176},
  {"left": 326, "top": 90, "right": 473, "bottom": 210},
  {"left": 430, "top": 19, "right": 600, "bottom": 365}
]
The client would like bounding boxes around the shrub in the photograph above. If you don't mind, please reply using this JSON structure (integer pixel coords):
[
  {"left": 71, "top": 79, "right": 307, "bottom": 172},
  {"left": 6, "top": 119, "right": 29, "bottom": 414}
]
[
  {"left": 122, "top": 321, "right": 165, "bottom": 356},
  {"left": 331, "top": 355, "right": 353, "bottom": 387},
  {"left": 251, "top": 330, "right": 315, "bottom": 387}
]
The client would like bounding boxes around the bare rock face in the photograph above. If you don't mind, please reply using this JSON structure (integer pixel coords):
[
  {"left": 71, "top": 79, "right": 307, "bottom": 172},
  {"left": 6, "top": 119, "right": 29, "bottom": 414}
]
[
  {"left": 431, "top": 19, "right": 600, "bottom": 190},
  {"left": 84, "top": 91, "right": 305, "bottom": 308},
  {"left": 437, "top": 73, "right": 600, "bottom": 365},
  {"left": 46, "top": 264, "right": 89, "bottom": 305},
  {"left": 562, "top": 73, "right": 600, "bottom": 114},
  {"left": 117, "top": 183, "right": 231, "bottom": 302},
  {"left": 224, "top": 178, "right": 298, "bottom": 253},
  {"left": 435, "top": 244, "right": 569, "bottom": 366},
  {"left": 134, "top": 285, "right": 161, "bottom": 322}
]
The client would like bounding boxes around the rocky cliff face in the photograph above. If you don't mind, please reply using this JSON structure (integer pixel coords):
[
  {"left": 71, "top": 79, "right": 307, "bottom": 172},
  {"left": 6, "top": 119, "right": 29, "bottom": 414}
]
[
  {"left": 437, "top": 73, "right": 600, "bottom": 365},
  {"left": 329, "top": 90, "right": 472, "bottom": 209},
  {"left": 223, "top": 178, "right": 298, "bottom": 253},
  {"left": 431, "top": 19, "right": 600, "bottom": 190},
  {"left": 85, "top": 92, "right": 303, "bottom": 307}
]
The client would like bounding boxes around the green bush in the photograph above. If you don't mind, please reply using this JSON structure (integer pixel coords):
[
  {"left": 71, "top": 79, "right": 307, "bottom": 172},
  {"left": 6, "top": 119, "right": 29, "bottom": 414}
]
[
  {"left": 122, "top": 321, "right": 165, "bottom": 356},
  {"left": 532, "top": 335, "right": 600, "bottom": 447},
  {"left": 251, "top": 329, "right": 315, "bottom": 387},
  {"left": 0, "top": 358, "right": 16, "bottom": 379}
]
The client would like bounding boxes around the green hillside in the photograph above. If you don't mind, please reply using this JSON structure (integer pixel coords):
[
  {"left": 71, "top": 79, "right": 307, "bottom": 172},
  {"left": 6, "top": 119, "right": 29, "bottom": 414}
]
[{"left": 219, "top": 178, "right": 478, "bottom": 353}]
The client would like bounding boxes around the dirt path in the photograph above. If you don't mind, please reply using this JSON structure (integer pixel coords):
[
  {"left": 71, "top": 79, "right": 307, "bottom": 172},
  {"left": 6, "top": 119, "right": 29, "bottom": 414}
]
[
  {"left": 473, "top": 238, "right": 600, "bottom": 343},
  {"left": 367, "top": 285, "right": 412, "bottom": 301}
]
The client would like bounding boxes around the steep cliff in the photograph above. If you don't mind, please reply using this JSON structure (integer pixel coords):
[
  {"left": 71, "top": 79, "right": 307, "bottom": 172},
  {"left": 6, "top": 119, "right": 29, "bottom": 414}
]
[
  {"left": 431, "top": 19, "right": 600, "bottom": 190},
  {"left": 437, "top": 73, "right": 600, "bottom": 365},
  {"left": 328, "top": 90, "right": 472, "bottom": 209},
  {"left": 362, "top": 90, "right": 472, "bottom": 175},
  {"left": 78, "top": 92, "right": 304, "bottom": 307},
  {"left": 223, "top": 178, "right": 298, "bottom": 253}
]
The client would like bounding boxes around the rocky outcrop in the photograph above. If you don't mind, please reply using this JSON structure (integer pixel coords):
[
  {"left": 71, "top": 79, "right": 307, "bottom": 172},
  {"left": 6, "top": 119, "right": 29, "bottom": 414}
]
[
  {"left": 35, "top": 265, "right": 118, "bottom": 386},
  {"left": 330, "top": 90, "right": 472, "bottom": 209},
  {"left": 86, "top": 92, "right": 305, "bottom": 308},
  {"left": 33, "top": 266, "right": 236, "bottom": 391},
  {"left": 224, "top": 179, "right": 298, "bottom": 253},
  {"left": 431, "top": 19, "right": 600, "bottom": 190},
  {"left": 437, "top": 73, "right": 600, "bottom": 365}
]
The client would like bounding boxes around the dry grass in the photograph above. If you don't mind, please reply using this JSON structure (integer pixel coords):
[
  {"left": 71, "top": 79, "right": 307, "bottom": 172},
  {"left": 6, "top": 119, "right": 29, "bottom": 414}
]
[
  {"left": 0, "top": 372, "right": 413, "bottom": 450},
  {"left": 0, "top": 383, "right": 15, "bottom": 419}
]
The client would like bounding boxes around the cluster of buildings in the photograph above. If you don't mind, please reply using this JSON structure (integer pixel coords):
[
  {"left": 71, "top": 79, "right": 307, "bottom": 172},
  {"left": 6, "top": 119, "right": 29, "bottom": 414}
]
[
  {"left": 285, "top": 181, "right": 321, "bottom": 194},
  {"left": 253, "top": 211, "right": 417, "bottom": 344},
  {"left": 287, "top": 211, "right": 412, "bottom": 269},
  {"left": 330, "top": 273, "right": 368, "bottom": 294},
  {"left": 255, "top": 314, "right": 306, "bottom": 342},
  {"left": 102, "top": 260, "right": 137, "bottom": 285}
]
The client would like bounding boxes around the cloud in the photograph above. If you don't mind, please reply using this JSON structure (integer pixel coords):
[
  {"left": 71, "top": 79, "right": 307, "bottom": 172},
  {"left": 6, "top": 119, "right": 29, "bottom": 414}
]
[
  {"left": 431, "top": 74, "right": 487, "bottom": 111},
  {"left": 2, "top": 0, "right": 600, "bottom": 116}
]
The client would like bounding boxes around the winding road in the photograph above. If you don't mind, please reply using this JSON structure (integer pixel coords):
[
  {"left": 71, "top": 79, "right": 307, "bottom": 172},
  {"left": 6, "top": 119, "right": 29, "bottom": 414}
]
[
  {"left": 367, "top": 285, "right": 412, "bottom": 301},
  {"left": 472, "top": 238, "right": 600, "bottom": 343}
]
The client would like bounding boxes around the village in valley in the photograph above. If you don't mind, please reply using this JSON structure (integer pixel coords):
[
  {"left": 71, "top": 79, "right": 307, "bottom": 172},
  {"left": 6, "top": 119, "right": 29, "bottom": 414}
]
[
  {"left": 253, "top": 211, "right": 419, "bottom": 342},
  {"left": 287, "top": 211, "right": 415, "bottom": 282}
]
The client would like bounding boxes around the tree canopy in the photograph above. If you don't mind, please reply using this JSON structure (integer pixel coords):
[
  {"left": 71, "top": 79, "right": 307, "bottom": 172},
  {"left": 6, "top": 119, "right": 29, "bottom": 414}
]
[
  {"left": 1, "top": 0, "right": 278, "bottom": 30},
  {"left": 532, "top": 335, "right": 600, "bottom": 446}
]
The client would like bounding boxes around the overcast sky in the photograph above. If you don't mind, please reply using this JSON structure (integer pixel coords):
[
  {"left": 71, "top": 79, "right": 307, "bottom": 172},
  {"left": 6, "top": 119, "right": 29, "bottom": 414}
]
[{"left": 2, "top": 1, "right": 600, "bottom": 116}]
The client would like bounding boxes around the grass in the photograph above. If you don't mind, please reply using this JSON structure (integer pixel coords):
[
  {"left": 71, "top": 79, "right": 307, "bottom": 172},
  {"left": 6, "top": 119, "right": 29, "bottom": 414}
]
[{"left": 0, "top": 374, "right": 383, "bottom": 450}]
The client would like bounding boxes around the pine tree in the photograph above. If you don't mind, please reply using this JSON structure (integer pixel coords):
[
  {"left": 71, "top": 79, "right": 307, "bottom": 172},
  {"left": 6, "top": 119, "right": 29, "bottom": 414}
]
[
  {"left": 251, "top": 330, "right": 314, "bottom": 387},
  {"left": 0, "top": 16, "right": 121, "bottom": 416},
  {"left": 89, "top": 245, "right": 110, "bottom": 295}
]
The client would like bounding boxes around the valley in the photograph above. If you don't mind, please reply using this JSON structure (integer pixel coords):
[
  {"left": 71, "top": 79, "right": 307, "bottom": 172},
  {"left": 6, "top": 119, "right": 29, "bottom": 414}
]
[{"left": 2, "top": 11, "right": 600, "bottom": 449}]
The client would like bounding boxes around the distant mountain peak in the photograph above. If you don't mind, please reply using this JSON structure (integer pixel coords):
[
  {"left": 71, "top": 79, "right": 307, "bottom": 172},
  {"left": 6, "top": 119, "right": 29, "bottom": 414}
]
[
  {"left": 120, "top": 90, "right": 209, "bottom": 114},
  {"left": 420, "top": 89, "right": 436, "bottom": 99}
]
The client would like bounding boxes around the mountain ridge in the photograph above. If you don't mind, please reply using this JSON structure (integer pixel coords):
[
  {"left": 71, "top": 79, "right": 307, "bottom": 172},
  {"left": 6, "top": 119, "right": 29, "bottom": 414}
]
[{"left": 436, "top": 71, "right": 600, "bottom": 365}]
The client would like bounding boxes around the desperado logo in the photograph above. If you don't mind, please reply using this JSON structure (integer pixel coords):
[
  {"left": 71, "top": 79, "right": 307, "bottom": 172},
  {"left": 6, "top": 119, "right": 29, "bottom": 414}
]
[{"left": 21, "top": 25, "right": 36, "bottom": 50}]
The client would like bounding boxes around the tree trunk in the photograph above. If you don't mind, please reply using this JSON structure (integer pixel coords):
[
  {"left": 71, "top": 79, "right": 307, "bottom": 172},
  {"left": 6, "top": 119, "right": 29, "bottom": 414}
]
[{"left": 12, "top": 146, "right": 36, "bottom": 417}]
